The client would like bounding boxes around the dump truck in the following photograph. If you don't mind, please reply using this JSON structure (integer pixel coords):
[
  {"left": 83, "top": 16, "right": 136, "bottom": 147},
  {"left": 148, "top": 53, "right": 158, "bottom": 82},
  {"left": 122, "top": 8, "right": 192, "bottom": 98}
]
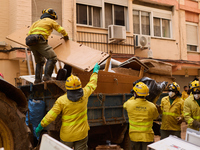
[{"left": 19, "top": 64, "right": 167, "bottom": 150}]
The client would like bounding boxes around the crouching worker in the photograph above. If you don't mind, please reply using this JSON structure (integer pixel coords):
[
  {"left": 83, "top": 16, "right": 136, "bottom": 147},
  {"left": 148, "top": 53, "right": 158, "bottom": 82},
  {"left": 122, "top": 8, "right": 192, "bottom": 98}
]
[
  {"left": 123, "top": 82, "right": 159, "bottom": 150},
  {"left": 35, "top": 63, "right": 100, "bottom": 150}
]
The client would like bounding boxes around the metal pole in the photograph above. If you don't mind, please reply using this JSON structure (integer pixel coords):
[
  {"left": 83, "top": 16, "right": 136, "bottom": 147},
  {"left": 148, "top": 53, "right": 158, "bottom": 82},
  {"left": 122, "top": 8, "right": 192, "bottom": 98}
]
[{"left": 25, "top": 48, "right": 31, "bottom": 75}]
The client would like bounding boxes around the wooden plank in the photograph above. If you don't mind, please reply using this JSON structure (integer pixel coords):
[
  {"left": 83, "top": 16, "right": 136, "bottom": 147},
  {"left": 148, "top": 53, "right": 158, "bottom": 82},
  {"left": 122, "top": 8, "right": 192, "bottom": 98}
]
[
  {"left": 73, "top": 69, "right": 141, "bottom": 94},
  {"left": 6, "top": 26, "right": 109, "bottom": 72},
  {"left": 119, "top": 57, "right": 149, "bottom": 71},
  {"left": 54, "top": 40, "right": 109, "bottom": 72}
]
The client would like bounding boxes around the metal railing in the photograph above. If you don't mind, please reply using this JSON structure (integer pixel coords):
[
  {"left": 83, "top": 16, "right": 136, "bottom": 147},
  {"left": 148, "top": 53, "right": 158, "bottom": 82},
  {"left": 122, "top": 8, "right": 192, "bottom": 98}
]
[{"left": 76, "top": 31, "right": 134, "bottom": 54}]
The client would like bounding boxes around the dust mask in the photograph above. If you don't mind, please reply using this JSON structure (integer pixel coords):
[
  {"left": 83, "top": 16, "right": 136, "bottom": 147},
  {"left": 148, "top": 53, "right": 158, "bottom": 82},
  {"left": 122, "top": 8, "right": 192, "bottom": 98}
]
[
  {"left": 169, "top": 91, "right": 175, "bottom": 98},
  {"left": 194, "top": 94, "right": 200, "bottom": 100}
]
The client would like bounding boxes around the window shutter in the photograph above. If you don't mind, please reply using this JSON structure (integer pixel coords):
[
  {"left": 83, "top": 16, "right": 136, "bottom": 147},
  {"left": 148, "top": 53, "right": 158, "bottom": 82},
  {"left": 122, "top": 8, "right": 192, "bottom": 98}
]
[
  {"left": 76, "top": 0, "right": 102, "bottom": 7},
  {"left": 104, "top": 0, "right": 128, "bottom": 6},
  {"left": 186, "top": 24, "right": 198, "bottom": 45},
  {"left": 153, "top": 11, "right": 171, "bottom": 20}
]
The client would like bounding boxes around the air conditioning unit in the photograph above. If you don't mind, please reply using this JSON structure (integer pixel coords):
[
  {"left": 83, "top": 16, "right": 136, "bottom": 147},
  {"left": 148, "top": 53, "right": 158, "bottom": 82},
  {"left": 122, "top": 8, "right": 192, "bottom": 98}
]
[
  {"left": 108, "top": 25, "right": 126, "bottom": 43},
  {"left": 135, "top": 35, "right": 151, "bottom": 48}
]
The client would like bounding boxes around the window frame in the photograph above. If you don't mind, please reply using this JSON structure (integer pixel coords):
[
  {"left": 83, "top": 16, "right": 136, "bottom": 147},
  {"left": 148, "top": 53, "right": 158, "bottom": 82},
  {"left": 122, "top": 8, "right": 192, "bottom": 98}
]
[
  {"left": 104, "top": 3, "right": 128, "bottom": 29},
  {"left": 153, "top": 17, "right": 172, "bottom": 38},
  {"left": 76, "top": 3, "right": 102, "bottom": 27},
  {"left": 132, "top": 4, "right": 173, "bottom": 39},
  {"left": 133, "top": 10, "right": 151, "bottom": 36},
  {"left": 186, "top": 22, "right": 199, "bottom": 52},
  {"left": 76, "top": 1, "right": 128, "bottom": 30}
]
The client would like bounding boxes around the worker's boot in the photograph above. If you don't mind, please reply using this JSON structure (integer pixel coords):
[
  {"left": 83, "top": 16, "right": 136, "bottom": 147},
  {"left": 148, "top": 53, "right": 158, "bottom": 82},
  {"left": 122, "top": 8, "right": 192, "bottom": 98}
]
[
  {"left": 43, "top": 60, "right": 56, "bottom": 81},
  {"left": 34, "top": 63, "right": 44, "bottom": 84}
]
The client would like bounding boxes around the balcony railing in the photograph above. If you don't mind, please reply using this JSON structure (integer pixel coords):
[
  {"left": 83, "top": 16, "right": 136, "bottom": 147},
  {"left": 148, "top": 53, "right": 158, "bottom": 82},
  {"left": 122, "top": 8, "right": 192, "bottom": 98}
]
[{"left": 77, "top": 31, "right": 134, "bottom": 54}]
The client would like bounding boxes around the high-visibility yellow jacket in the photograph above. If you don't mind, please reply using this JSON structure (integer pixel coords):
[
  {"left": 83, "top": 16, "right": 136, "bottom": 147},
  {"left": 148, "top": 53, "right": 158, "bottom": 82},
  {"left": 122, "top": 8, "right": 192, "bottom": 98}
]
[
  {"left": 123, "top": 97, "right": 159, "bottom": 142},
  {"left": 184, "top": 95, "right": 200, "bottom": 131},
  {"left": 28, "top": 18, "right": 68, "bottom": 40},
  {"left": 40, "top": 73, "right": 98, "bottom": 142},
  {"left": 160, "top": 96, "right": 184, "bottom": 131},
  {"left": 181, "top": 91, "right": 189, "bottom": 100}
]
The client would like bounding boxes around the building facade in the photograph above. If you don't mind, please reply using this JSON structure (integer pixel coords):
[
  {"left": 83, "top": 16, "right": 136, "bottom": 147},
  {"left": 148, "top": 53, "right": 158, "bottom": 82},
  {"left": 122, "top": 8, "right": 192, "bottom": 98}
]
[{"left": 0, "top": 0, "right": 199, "bottom": 90}]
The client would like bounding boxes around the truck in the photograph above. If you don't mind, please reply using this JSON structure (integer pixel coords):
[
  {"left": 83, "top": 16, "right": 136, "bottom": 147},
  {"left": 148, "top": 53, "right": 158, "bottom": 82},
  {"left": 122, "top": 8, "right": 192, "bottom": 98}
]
[{"left": 19, "top": 65, "right": 167, "bottom": 150}]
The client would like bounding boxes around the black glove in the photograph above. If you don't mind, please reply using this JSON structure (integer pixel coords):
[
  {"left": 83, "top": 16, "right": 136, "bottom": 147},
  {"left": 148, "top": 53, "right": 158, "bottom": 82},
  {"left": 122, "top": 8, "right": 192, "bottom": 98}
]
[
  {"left": 156, "top": 104, "right": 162, "bottom": 114},
  {"left": 176, "top": 117, "right": 183, "bottom": 125},
  {"left": 63, "top": 35, "right": 69, "bottom": 41},
  {"left": 192, "top": 120, "right": 200, "bottom": 128}
]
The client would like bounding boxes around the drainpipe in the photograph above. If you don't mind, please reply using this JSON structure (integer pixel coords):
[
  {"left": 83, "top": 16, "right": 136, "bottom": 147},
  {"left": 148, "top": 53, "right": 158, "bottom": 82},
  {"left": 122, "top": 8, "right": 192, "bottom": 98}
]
[
  {"left": 72, "top": 0, "right": 75, "bottom": 41},
  {"left": 178, "top": 0, "right": 182, "bottom": 60}
]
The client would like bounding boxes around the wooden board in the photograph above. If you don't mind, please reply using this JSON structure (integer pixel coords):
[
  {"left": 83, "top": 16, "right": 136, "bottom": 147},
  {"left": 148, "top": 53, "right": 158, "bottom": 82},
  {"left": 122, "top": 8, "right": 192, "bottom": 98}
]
[
  {"left": 141, "top": 59, "right": 172, "bottom": 76},
  {"left": 119, "top": 57, "right": 149, "bottom": 71},
  {"left": 54, "top": 40, "right": 109, "bottom": 71},
  {"left": 6, "top": 26, "right": 109, "bottom": 72},
  {"left": 73, "top": 69, "right": 141, "bottom": 94}
]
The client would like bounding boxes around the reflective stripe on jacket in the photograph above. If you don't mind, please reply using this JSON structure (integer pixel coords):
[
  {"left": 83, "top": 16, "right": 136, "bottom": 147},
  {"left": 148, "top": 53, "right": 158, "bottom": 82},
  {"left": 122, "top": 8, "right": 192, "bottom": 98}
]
[
  {"left": 41, "top": 73, "right": 98, "bottom": 142},
  {"left": 28, "top": 18, "right": 67, "bottom": 40},
  {"left": 160, "top": 96, "right": 184, "bottom": 131},
  {"left": 123, "top": 97, "right": 159, "bottom": 142},
  {"left": 184, "top": 95, "right": 200, "bottom": 131}
]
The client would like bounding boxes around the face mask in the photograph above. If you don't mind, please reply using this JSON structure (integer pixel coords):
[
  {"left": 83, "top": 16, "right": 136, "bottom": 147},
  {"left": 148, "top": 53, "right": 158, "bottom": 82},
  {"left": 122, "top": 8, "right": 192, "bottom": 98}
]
[
  {"left": 169, "top": 91, "right": 175, "bottom": 98},
  {"left": 194, "top": 94, "right": 200, "bottom": 100}
]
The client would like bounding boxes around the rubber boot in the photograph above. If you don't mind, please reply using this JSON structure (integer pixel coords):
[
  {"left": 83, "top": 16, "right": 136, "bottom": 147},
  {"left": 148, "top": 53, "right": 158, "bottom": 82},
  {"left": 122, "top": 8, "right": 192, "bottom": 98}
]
[
  {"left": 43, "top": 60, "right": 56, "bottom": 81},
  {"left": 34, "top": 63, "right": 44, "bottom": 84}
]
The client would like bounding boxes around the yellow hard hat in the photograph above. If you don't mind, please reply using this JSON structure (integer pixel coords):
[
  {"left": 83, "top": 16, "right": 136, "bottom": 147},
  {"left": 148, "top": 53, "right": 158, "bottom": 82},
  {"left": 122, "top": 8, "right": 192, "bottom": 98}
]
[
  {"left": 65, "top": 74, "right": 82, "bottom": 90},
  {"left": 42, "top": 8, "right": 57, "bottom": 20},
  {"left": 133, "top": 82, "right": 149, "bottom": 96},
  {"left": 168, "top": 82, "right": 180, "bottom": 92},
  {"left": 189, "top": 80, "right": 200, "bottom": 92}
]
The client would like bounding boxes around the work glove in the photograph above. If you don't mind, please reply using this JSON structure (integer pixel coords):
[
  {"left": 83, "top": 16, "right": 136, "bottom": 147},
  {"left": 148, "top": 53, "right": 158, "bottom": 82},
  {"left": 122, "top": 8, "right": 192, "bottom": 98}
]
[
  {"left": 156, "top": 104, "right": 162, "bottom": 114},
  {"left": 63, "top": 35, "right": 69, "bottom": 41},
  {"left": 35, "top": 123, "right": 44, "bottom": 137},
  {"left": 176, "top": 117, "right": 183, "bottom": 124},
  {"left": 93, "top": 63, "right": 100, "bottom": 74},
  {"left": 192, "top": 120, "right": 200, "bottom": 128}
]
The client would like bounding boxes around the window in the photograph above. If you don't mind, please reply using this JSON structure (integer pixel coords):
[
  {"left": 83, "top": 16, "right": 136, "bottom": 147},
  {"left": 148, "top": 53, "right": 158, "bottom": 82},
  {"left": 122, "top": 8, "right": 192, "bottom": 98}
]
[
  {"left": 133, "top": 10, "right": 150, "bottom": 35},
  {"left": 133, "top": 5, "right": 172, "bottom": 38},
  {"left": 186, "top": 23, "right": 198, "bottom": 52},
  {"left": 76, "top": 4, "right": 101, "bottom": 27},
  {"left": 105, "top": 3, "right": 127, "bottom": 28},
  {"left": 153, "top": 18, "right": 171, "bottom": 38}
]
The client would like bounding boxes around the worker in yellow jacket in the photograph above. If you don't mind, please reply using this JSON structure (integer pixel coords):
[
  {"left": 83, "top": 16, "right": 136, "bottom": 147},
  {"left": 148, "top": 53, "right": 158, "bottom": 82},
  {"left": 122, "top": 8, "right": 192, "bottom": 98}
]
[
  {"left": 123, "top": 82, "right": 159, "bottom": 150},
  {"left": 184, "top": 80, "right": 200, "bottom": 131},
  {"left": 35, "top": 63, "right": 100, "bottom": 150},
  {"left": 27, "top": 8, "right": 69, "bottom": 84},
  {"left": 181, "top": 86, "right": 189, "bottom": 100},
  {"left": 159, "top": 82, "right": 184, "bottom": 139}
]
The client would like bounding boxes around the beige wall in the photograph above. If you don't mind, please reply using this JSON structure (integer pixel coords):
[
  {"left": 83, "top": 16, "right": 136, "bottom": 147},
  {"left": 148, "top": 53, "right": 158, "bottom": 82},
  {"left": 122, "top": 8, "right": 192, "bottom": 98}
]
[
  {"left": 0, "top": 0, "right": 200, "bottom": 85},
  {"left": 0, "top": 60, "right": 20, "bottom": 85}
]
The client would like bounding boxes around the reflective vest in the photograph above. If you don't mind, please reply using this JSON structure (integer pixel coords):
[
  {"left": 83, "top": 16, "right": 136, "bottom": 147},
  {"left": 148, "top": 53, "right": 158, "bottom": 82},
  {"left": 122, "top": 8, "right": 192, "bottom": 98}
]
[
  {"left": 184, "top": 95, "right": 200, "bottom": 131},
  {"left": 160, "top": 96, "right": 184, "bottom": 131},
  {"left": 41, "top": 73, "right": 98, "bottom": 142},
  {"left": 123, "top": 97, "right": 159, "bottom": 142},
  {"left": 28, "top": 18, "right": 67, "bottom": 40}
]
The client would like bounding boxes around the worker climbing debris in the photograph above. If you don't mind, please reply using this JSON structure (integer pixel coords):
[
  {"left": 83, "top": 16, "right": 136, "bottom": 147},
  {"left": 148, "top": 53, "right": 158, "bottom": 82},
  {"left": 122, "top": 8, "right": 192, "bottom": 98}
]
[{"left": 26, "top": 8, "right": 69, "bottom": 84}]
